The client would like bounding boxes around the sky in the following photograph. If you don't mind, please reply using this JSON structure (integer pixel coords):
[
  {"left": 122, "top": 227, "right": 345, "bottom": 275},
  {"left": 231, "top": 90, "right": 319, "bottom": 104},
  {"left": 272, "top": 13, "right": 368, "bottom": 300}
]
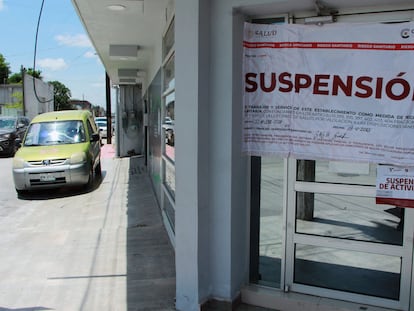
[{"left": 0, "top": 0, "right": 107, "bottom": 108}]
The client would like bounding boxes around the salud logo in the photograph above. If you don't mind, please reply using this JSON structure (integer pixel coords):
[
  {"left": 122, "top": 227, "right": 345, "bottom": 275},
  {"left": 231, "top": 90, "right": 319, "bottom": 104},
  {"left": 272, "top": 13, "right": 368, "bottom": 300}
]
[{"left": 401, "top": 28, "right": 414, "bottom": 39}]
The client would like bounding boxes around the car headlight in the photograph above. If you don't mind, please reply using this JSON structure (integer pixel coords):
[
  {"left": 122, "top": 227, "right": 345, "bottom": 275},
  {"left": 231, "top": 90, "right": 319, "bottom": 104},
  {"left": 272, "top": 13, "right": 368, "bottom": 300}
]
[
  {"left": 0, "top": 133, "right": 11, "bottom": 140},
  {"left": 13, "top": 157, "right": 25, "bottom": 169},
  {"left": 70, "top": 152, "right": 86, "bottom": 164}
]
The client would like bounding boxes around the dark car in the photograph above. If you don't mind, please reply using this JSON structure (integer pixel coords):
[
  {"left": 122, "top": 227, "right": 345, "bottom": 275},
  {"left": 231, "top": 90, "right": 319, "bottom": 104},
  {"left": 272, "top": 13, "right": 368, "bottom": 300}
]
[{"left": 0, "top": 116, "right": 30, "bottom": 156}]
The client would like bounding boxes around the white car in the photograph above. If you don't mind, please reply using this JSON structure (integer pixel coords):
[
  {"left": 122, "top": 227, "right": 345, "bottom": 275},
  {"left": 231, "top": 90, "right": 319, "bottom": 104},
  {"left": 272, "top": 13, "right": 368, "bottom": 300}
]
[{"left": 95, "top": 119, "right": 107, "bottom": 139}]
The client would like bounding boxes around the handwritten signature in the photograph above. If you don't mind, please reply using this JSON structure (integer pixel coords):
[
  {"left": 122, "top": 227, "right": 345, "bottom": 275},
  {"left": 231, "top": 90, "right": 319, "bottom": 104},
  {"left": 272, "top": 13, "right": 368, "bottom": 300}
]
[{"left": 313, "top": 126, "right": 353, "bottom": 141}]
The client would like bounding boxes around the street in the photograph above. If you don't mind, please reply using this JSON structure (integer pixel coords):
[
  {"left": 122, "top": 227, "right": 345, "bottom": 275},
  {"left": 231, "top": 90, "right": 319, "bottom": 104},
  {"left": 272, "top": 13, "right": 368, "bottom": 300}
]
[{"left": 0, "top": 151, "right": 176, "bottom": 310}]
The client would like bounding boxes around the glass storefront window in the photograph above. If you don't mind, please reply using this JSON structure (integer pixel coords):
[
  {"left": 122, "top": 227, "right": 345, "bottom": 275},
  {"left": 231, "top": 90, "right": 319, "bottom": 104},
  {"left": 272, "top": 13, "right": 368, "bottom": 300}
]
[
  {"left": 162, "top": 18, "right": 174, "bottom": 59},
  {"left": 297, "top": 160, "right": 376, "bottom": 186},
  {"left": 251, "top": 157, "right": 284, "bottom": 288},
  {"left": 163, "top": 92, "right": 175, "bottom": 162},
  {"left": 163, "top": 55, "right": 175, "bottom": 92},
  {"left": 163, "top": 192, "right": 175, "bottom": 230},
  {"left": 294, "top": 244, "right": 401, "bottom": 300},
  {"left": 295, "top": 192, "right": 404, "bottom": 245},
  {"left": 161, "top": 15, "right": 175, "bottom": 234},
  {"left": 163, "top": 159, "right": 175, "bottom": 198}
]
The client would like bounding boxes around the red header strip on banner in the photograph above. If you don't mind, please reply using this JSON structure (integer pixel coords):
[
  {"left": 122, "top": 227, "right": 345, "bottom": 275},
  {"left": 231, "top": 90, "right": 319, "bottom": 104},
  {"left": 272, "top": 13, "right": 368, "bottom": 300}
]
[
  {"left": 243, "top": 41, "right": 414, "bottom": 51},
  {"left": 376, "top": 197, "right": 414, "bottom": 208}
]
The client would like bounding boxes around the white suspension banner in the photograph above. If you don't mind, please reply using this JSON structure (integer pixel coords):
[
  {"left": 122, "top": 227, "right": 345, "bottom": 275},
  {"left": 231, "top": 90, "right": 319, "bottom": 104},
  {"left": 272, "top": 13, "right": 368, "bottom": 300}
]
[{"left": 242, "top": 22, "right": 414, "bottom": 165}]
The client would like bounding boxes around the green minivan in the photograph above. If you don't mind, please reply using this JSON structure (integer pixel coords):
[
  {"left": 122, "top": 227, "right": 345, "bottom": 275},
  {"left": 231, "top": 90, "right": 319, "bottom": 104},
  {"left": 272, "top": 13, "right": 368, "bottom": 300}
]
[{"left": 12, "top": 110, "right": 101, "bottom": 195}]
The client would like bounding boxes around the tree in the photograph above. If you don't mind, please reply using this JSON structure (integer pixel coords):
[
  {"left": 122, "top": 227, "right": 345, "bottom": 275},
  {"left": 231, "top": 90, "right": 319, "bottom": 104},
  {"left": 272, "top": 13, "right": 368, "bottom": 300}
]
[
  {"left": 49, "top": 81, "right": 73, "bottom": 110},
  {"left": 8, "top": 72, "right": 22, "bottom": 84},
  {"left": 26, "top": 68, "right": 42, "bottom": 79},
  {"left": 0, "top": 53, "right": 11, "bottom": 84},
  {"left": 8, "top": 68, "right": 43, "bottom": 84}
]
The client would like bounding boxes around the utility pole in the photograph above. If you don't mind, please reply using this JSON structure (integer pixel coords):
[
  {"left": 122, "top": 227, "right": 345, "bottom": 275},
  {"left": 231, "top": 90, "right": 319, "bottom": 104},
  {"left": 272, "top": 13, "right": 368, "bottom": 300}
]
[
  {"left": 21, "top": 66, "right": 26, "bottom": 116},
  {"left": 105, "top": 73, "right": 112, "bottom": 144}
]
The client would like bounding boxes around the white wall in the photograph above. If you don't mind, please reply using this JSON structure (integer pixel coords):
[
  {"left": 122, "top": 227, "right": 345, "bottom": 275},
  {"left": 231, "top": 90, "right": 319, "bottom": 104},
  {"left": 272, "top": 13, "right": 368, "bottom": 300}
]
[
  {"left": 23, "top": 73, "right": 54, "bottom": 120},
  {"left": 206, "top": 0, "right": 250, "bottom": 302},
  {"left": 175, "top": 0, "right": 251, "bottom": 309},
  {"left": 175, "top": 0, "right": 206, "bottom": 310},
  {"left": 0, "top": 84, "right": 23, "bottom": 116}
]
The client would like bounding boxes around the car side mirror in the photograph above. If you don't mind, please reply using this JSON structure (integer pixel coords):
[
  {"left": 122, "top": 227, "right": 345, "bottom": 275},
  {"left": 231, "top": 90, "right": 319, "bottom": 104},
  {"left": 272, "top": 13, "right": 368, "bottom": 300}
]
[
  {"left": 15, "top": 138, "right": 22, "bottom": 148},
  {"left": 91, "top": 133, "right": 100, "bottom": 142}
]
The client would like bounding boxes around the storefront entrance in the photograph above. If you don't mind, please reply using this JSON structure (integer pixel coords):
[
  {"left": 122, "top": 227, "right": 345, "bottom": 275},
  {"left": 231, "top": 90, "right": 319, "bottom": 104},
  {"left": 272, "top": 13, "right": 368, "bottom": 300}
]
[{"left": 250, "top": 157, "right": 414, "bottom": 310}]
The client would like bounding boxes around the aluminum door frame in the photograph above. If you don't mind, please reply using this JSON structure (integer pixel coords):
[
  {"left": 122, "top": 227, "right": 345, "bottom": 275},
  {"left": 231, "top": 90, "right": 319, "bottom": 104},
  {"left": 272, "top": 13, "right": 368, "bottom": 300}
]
[{"left": 284, "top": 158, "right": 414, "bottom": 310}]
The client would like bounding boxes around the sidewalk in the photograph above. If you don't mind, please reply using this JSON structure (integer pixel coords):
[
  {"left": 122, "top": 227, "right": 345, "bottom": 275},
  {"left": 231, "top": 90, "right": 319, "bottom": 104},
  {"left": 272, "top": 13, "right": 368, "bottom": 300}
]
[
  {"left": 0, "top": 143, "right": 272, "bottom": 311},
  {"left": 123, "top": 150, "right": 274, "bottom": 311},
  {"left": 101, "top": 142, "right": 116, "bottom": 159},
  {"left": 111, "top": 152, "right": 176, "bottom": 310}
]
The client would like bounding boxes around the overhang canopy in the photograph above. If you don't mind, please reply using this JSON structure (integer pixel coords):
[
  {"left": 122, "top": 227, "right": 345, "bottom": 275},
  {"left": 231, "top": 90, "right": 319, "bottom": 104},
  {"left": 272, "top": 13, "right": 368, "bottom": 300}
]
[
  {"left": 71, "top": 0, "right": 414, "bottom": 89},
  {"left": 71, "top": 0, "right": 170, "bottom": 87}
]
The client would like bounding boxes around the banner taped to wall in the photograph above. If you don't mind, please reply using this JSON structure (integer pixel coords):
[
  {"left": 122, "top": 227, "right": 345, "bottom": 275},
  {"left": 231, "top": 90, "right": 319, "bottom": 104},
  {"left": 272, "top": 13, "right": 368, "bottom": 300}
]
[{"left": 242, "top": 22, "right": 414, "bottom": 165}]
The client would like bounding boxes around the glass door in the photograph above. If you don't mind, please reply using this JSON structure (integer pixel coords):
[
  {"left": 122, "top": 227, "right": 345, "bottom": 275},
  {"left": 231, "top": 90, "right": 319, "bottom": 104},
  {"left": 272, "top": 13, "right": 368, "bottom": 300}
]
[
  {"left": 250, "top": 156, "right": 287, "bottom": 289},
  {"left": 248, "top": 7, "right": 414, "bottom": 311},
  {"left": 285, "top": 159, "right": 414, "bottom": 310}
]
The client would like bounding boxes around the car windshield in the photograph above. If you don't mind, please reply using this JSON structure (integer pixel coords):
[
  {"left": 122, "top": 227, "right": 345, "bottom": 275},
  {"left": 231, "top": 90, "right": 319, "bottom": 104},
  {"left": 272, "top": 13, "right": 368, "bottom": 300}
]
[
  {"left": 96, "top": 121, "right": 107, "bottom": 127},
  {"left": 24, "top": 120, "right": 86, "bottom": 146},
  {"left": 0, "top": 118, "right": 16, "bottom": 129}
]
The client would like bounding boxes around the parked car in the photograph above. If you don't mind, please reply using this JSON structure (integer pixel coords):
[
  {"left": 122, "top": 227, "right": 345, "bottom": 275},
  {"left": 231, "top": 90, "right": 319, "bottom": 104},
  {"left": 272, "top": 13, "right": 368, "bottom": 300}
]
[
  {"left": 0, "top": 116, "right": 30, "bottom": 157},
  {"left": 12, "top": 110, "right": 101, "bottom": 195},
  {"left": 162, "top": 117, "right": 175, "bottom": 146},
  {"left": 95, "top": 119, "right": 108, "bottom": 139},
  {"left": 111, "top": 116, "right": 116, "bottom": 134}
]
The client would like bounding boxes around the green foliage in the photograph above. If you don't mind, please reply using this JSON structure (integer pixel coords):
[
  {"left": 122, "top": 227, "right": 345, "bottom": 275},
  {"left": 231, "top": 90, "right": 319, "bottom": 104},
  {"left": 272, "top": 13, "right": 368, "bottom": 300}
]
[
  {"left": 5, "top": 91, "right": 23, "bottom": 109},
  {"left": 8, "top": 72, "right": 22, "bottom": 84},
  {"left": 8, "top": 68, "right": 43, "bottom": 83},
  {"left": 0, "top": 53, "right": 11, "bottom": 84},
  {"left": 6, "top": 68, "right": 42, "bottom": 84},
  {"left": 49, "top": 80, "right": 73, "bottom": 110},
  {"left": 26, "top": 68, "right": 42, "bottom": 79}
]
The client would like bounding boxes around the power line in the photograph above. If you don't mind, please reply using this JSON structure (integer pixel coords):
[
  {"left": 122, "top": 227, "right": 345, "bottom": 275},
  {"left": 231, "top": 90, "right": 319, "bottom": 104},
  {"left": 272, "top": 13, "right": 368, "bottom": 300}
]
[{"left": 33, "top": 0, "right": 53, "bottom": 104}]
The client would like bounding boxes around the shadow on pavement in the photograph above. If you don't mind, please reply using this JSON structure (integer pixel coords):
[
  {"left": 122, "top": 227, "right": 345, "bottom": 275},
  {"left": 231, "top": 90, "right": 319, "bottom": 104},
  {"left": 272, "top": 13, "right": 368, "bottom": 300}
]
[
  {"left": 16, "top": 171, "right": 107, "bottom": 200},
  {"left": 125, "top": 156, "right": 176, "bottom": 310},
  {"left": 0, "top": 308, "right": 53, "bottom": 311}
]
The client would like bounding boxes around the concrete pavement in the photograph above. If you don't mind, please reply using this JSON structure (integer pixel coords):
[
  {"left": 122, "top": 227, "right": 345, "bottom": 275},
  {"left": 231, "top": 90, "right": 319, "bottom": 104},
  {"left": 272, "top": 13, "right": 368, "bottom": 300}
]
[
  {"left": 0, "top": 145, "right": 274, "bottom": 311},
  {"left": 0, "top": 146, "right": 176, "bottom": 310},
  {"left": 0, "top": 143, "right": 273, "bottom": 311}
]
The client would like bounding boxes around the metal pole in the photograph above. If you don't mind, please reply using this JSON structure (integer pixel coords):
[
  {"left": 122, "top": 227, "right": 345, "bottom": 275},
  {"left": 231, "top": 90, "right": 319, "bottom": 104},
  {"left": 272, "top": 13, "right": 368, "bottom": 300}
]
[
  {"left": 105, "top": 72, "right": 112, "bottom": 144},
  {"left": 21, "top": 66, "right": 26, "bottom": 116}
]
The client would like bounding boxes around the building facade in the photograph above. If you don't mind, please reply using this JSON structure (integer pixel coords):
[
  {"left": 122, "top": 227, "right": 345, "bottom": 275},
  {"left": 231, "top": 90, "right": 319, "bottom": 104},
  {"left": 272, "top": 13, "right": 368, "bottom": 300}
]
[{"left": 72, "top": 0, "right": 414, "bottom": 310}]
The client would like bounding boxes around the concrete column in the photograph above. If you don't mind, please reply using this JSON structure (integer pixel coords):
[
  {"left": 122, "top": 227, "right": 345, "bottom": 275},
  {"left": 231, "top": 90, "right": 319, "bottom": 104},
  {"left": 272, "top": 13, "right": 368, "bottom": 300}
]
[
  {"left": 175, "top": 0, "right": 210, "bottom": 309},
  {"left": 175, "top": 1, "right": 250, "bottom": 309},
  {"left": 207, "top": 1, "right": 249, "bottom": 303}
]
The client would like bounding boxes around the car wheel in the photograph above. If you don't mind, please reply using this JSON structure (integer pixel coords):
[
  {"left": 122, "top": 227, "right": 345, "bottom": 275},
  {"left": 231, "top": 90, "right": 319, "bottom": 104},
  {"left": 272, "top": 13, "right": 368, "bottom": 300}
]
[
  {"left": 9, "top": 144, "right": 18, "bottom": 157},
  {"left": 16, "top": 189, "right": 28, "bottom": 197},
  {"left": 87, "top": 164, "right": 94, "bottom": 189},
  {"left": 95, "top": 161, "right": 102, "bottom": 178}
]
